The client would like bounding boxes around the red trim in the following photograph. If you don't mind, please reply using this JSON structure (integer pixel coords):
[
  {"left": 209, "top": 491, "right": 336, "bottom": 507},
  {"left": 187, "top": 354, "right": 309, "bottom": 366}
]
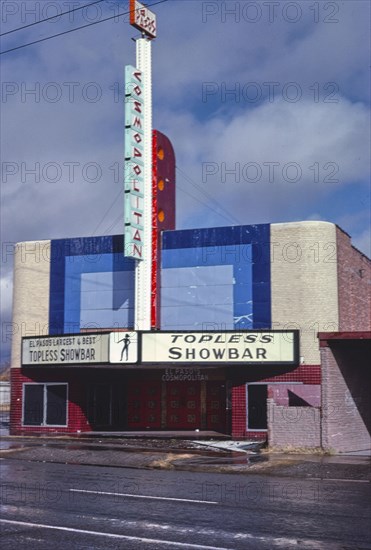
[
  {"left": 151, "top": 130, "right": 176, "bottom": 329},
  {"left": 151, "top": 131, "right": 158, "bottom": 329}
]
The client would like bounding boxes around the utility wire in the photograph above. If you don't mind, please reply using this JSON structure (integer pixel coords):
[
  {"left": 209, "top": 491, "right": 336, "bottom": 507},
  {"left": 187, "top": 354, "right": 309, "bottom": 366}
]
[
  {"left": 0, "top": 0, "right": 168, "bottom": 56},
  {"left": 177, "top": 184, "right": 239, "bottom": 225},
  {"left": 0, "top": 0, "right": 105, "bottom": 37},
  {"left": 176, "top": 165, "right": 240, "bottom": 223},
  {"left": 98, "top": 186, "right": 233, "bottom": 236},
  {"left": 176, "top": 165, "right": 241, "bottom": 225},
  {"left": 96, "top": 164, "right": 240, "bottom": 236},
  {"left": 93, "top": 187, "right": 125, "bottom": 235},
  {"left": 104, "top": 213, "right": 123, "bottom": 235},
  {"left": 97, "top": 175, "right": 239, "bottom": 236}
]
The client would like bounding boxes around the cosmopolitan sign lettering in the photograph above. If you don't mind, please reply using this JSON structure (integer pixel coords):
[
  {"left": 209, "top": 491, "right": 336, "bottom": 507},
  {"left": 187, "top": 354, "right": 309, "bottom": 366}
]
[
  {"left": 124, "top": 65, "right": 145, "bottom": 260},
  {"left": 22, "top": 334, "right": 109, "bottom": 365},
  {"left": 130, "top": 0, "right": 157, "bottom": 39},
  {"left": 141, "top": 331, "right": 299, "bottom": 365}
]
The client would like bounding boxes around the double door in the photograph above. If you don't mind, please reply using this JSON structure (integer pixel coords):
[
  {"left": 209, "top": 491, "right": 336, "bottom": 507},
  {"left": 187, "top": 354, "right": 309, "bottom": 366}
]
[
  {"left": 126, "top": 380, "right": 226, "bottom": 431},
  {"left": 87, "top": 384, "right": 126, "bottom": 429},
  {"left": 127, "top": 380, "right": 162, "bottom": 429},
  {"left": 88, "top": 379, "right": 226, "bottom": 431},
  {"left": 166, "top": 382, "right": 201, "bottom": 429}
]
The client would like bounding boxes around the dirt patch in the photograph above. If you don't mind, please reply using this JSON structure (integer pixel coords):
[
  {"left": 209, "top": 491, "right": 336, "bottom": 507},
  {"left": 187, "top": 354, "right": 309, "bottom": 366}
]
[
  {"left": 0, "top": 446, "right": 33, "bottom": 456},
  {"left": 262, "top": 445, "right": 329, "bottom": 455},
  {"left": 150, "top": 453, "right": 195, "bottom": 469}
]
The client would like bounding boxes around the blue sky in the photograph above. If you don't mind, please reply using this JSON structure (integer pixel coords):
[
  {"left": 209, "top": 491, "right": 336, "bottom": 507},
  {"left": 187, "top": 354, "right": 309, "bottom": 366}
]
[{"left": 1, "top": 0, "right": 370, "bottom": 362}]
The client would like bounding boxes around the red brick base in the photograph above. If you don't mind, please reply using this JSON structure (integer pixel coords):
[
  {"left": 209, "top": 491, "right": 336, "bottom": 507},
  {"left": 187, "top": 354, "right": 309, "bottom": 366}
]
[
  {"left": 10, "top": 368, "right": 91, "bottom": 435},
  {"left": 231, "top": 365, "right": 321, "bottom": 438}
]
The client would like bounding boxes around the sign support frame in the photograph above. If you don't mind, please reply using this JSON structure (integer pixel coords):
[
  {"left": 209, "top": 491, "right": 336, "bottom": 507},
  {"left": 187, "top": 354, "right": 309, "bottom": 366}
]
[{"left": 134, "top": 36, "right": 153, "bottom": 330}]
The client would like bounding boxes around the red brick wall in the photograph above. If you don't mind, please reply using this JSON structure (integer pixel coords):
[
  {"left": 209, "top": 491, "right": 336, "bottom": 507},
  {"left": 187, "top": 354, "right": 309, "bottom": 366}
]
[
  {"left": 231, "top": 365, "right": 321, "bottom": 438},
  {"left": 10, "top": 368, "right": 91, "bottom": 435},
  {"left": 231, "top": 385, "right": 246, "bottom": 437},
  {"left": 263, "top": 364, "right": 321, "bottom": 385},
  {"left": 337, "top": 227, "right": 371, "bottom": 331}
]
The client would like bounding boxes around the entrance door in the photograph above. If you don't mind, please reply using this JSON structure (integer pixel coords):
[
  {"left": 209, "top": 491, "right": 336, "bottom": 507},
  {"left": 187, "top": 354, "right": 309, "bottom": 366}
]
[
  {"left": 127, "top": 380, "right": 162, "bottom": 429},
  {"left": 87, "top": 384, "right": 112, "bottom": 428},
  {"left": 247, "top": 384, "right": 268, "bottom": 430},
  {"left": 206, "top": 382, "right": 226, "bottom": 431},
  {"left": 166, "top": 382, "right": 201, "bottom": 429}
]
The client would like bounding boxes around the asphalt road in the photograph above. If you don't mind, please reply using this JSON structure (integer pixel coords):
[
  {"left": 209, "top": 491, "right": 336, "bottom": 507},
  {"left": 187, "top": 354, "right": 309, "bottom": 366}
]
[{"left": 1, "top": 458, "right": 370, "bottom": 549}]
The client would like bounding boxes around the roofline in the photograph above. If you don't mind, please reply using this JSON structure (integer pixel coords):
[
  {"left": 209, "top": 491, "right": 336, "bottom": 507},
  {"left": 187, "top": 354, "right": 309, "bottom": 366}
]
[{"left": 318, "top": 332, "right": 371, "bottom": 347}]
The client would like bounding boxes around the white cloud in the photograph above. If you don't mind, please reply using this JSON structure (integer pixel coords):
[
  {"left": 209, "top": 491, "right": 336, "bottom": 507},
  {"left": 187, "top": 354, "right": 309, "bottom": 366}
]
[
  {"left": 0, "top": 0, "right": 370, "bottom": 359},
  {"left": 156, "top": 97, "right": 370, "bottom": 230}
]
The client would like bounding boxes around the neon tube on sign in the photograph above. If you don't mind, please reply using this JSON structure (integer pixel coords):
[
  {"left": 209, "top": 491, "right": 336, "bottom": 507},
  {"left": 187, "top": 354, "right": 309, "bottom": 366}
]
[{"left": 124, "top": 65, "right": 145, "bottom": 260}]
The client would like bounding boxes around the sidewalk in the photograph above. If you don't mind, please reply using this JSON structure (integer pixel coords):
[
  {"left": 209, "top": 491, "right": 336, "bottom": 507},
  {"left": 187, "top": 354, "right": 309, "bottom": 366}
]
[{"left": 1, "top": 435, "right": 370, "bottom": 481}]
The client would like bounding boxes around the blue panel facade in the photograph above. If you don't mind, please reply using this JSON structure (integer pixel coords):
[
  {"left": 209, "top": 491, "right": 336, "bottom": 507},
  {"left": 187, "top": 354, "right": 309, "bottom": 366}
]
[
  {"left": 161, "top": 225, "right": 271, "bottom": 330},
  {"left": 49, "top": 236, "right": 135, "bottom": 334},
  {"left": 48, "top": 225, "right": 271, "bottom": 334}
]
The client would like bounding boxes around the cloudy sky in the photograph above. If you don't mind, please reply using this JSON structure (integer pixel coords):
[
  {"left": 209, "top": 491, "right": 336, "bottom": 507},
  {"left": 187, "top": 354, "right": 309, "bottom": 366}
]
[{"left": 1, "top": 0, "right": 370, "bottom": 362}]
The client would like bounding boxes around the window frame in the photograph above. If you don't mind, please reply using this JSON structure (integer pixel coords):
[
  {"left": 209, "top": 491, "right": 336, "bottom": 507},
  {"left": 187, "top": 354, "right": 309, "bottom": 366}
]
[{"left": 22, "top": 383, "right": 68, "bottom": 427}]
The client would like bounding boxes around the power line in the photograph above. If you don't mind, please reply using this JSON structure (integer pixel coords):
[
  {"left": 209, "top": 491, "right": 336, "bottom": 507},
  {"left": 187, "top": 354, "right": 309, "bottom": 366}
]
[
  {"left": 103, "top": 210, "right": 124, "bottom": 235},
  {"left": 93, "top": 187, "right": 124, "bottom": 235},
  {"left": 177, "top": 184, "right": 238, "bottom": 225},
  {"left": 96, "top": 165, "right": 241, "bottom": 237},
  {"left": 101, "top": 175, "right": 239, "bottom": 236},
  {"left": 0, "top": 0, "right": 105, "bottom": 37},
  {"left": 101, "top": 185, "right": 234, "bottom": 236},
  {"left": 0, "top": 0, "right": 168, "bottom": 56},
  {"left": 176, "top": 165, "right": 241, "bottom": 225},
  {"left": 96, "top": 186, "right": 236, "bottom": 237},
  {"left": 176, "top": 165, "right": 241, "bottom": 223}
]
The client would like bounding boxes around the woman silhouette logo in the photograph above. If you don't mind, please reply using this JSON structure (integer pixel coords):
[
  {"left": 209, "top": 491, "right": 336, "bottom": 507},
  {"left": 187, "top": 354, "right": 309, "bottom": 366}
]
[{"left": 118, "top": 334, "right": 131, "bottom": 361}]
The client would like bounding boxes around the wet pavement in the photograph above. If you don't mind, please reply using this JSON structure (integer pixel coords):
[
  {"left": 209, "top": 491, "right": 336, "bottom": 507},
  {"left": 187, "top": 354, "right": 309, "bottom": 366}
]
[
  {"left": 1, "top": 455, "right": 370, "bottom": 549},
  {"left": 0, "top": 434, "right": 370, "bottom": 481},
  {"left": 1, "top": 412, "right": 370, "bottom": 479}
]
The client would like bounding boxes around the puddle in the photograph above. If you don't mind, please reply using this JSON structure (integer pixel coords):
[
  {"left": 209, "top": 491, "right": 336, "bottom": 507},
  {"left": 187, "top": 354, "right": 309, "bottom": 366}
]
[
  {"left": 249, "top": 454, "right": 268, "bottom": 463},
  {"left": 0, "top": 442, "right": 28, "bottom": 450},
  {"left": 64, "top": 445, "right": 110, "bottom": 452},
  {"left": 173, "top": 450, "right": 267, "bottom": 467},
  {"left": 0, "top": 436, "right": 268, "bottom": 467}
]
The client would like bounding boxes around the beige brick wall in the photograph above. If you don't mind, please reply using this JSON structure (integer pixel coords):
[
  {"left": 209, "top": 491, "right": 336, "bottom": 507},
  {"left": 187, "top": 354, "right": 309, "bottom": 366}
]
[
  {"left": 271, "top": 222, "right": 339, "bottom": 365},
  {"left": 11, "top": 241, "right": 51, "bottom": 369}
]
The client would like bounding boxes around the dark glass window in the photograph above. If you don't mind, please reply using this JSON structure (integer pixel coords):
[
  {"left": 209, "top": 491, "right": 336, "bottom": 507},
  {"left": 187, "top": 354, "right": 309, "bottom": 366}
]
[
  {"left": 23, "top": 384, "right": 67, "bottom": 426},
  {"left": 46, "top": 385, "right": 67, "bottom": 425},
  {"left": 247, "top": 385, "right": 268, "bottom": 430},
  {"left": 23, "top": 385, "right": 44, "bottom": 425}
]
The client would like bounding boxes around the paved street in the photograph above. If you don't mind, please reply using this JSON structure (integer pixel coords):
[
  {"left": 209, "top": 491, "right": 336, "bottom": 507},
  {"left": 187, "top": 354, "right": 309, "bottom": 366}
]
[{"left": 1, "top": 455, "right": 370, "bottom": 549}]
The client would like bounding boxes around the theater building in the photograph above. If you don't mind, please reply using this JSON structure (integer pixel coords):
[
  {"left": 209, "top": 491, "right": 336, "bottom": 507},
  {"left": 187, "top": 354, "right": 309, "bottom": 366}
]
[
  {"left": 8, "top": 2, "right": 371, "bottom": 451},
  {"left": 9, "top": 220, "right": 371, "bottom": 450}
]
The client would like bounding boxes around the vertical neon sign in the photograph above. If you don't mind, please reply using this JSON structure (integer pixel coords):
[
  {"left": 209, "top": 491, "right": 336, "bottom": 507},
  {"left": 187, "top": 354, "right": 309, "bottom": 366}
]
[{"left": 125, "top": 0, "right": 157, "bottom": 329}]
